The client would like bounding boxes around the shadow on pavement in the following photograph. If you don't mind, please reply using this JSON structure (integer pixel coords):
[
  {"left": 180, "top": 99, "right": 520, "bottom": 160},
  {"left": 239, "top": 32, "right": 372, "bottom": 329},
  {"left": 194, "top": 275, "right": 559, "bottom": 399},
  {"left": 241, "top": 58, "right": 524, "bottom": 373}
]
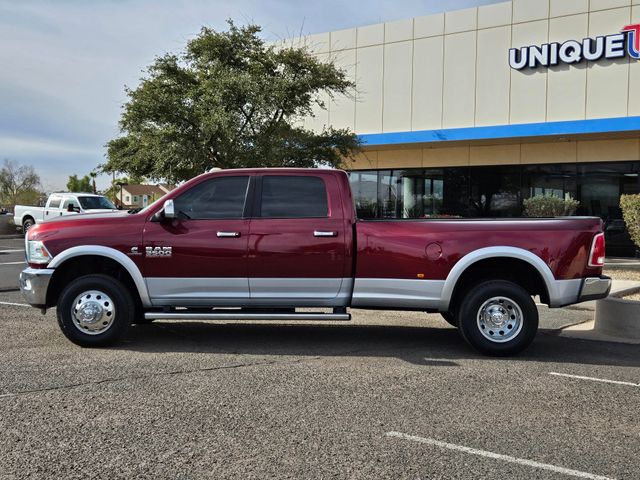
[{"left": 117, "top": 321, "right": 640, "bottom": 368}]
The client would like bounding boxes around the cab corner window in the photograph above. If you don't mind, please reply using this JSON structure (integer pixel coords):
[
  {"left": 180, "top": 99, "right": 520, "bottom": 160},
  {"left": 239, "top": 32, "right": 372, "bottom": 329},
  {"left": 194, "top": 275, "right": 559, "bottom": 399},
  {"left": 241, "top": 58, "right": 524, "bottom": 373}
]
[
  {"left": 174, "top": 176, "right": 249, "bottom": 220},
  {"left": 260, "top": 176, "right": 328, "bottom": 218}
]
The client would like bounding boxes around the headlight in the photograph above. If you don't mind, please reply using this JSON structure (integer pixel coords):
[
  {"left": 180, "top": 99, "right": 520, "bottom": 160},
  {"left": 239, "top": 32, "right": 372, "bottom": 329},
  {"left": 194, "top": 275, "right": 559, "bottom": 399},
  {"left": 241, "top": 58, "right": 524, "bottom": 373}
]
[{"left": 26, "top": 241, "right": 52, "bottom": 265}]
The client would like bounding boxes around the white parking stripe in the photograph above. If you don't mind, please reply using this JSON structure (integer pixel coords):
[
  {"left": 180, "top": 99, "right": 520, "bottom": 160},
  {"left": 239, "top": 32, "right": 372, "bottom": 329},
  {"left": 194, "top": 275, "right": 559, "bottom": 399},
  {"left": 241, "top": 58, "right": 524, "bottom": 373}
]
[
  {"left": 385, "top": 432, "right": 613, "bottom": 480},
  {"left": 0, "top": 249, "right": 23, "bottom": 253},
  {"left": 550, "top": 372, "right": 639, "bottom": 387},
  {"left": 0, "top": 301, "right": 30, "bottom": 308},
  {"left": 0, "top": 261, "right": 25, "bottom": 265}
]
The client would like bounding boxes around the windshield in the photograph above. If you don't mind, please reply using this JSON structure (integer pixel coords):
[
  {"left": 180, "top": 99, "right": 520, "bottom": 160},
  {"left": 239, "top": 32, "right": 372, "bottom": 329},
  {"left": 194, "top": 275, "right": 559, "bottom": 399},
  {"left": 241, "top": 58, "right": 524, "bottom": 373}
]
[{"left": 77, "top": 196, "right": 117, "bottom": 210}]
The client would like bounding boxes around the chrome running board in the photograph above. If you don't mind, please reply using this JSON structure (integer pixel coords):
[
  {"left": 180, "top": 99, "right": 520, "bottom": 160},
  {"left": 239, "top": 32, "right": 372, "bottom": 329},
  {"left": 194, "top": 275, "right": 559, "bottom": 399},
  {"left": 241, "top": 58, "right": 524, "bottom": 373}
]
[{"left": 144, "top": 312, "right": 351, "bottom": 321}]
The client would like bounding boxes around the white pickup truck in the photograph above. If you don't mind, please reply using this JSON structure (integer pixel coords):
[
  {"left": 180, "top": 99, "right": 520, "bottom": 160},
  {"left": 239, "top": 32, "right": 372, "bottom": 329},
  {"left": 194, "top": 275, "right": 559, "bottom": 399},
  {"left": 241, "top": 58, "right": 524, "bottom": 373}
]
[{"left": 14, "top": 193, "right": 118, "bottom": 232}]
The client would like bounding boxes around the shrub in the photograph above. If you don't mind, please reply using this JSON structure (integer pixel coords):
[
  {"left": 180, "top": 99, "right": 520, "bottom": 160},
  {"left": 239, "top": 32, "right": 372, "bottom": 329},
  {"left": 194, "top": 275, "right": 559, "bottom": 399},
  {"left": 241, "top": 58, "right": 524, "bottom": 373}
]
[
  {"left": 621, "top": 194, "right": 640, "bottom": 248},
  {"left": 523, "top": 194, "right": 580, "bottom": 217}
]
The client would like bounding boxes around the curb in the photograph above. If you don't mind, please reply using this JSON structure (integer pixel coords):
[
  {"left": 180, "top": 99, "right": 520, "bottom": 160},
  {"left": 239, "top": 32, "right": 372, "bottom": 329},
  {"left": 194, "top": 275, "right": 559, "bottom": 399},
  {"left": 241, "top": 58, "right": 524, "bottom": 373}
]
[{"left": 559, "top": 282, "right": 640, "bottom": 344}]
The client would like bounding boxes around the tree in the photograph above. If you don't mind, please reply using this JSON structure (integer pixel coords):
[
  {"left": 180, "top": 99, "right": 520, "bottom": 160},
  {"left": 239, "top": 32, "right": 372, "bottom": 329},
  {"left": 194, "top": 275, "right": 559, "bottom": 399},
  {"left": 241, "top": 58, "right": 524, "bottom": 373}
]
[
  {"left": 66, "top": 174, "right": 92, "bottom": 192},
  {"left": 0, "top": 159, "right": 42, "bottom": 209},
  {"left": 89, "top": 171, "right": 97, "bottom": 194},
  {"left": 103, "top": 21, "right": 361, "bottom": 183}
]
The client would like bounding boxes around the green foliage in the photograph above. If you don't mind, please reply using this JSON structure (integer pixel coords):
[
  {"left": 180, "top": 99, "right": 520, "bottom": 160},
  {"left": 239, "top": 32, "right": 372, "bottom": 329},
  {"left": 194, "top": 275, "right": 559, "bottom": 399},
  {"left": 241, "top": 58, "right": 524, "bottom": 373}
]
[
  {"left": 103, "top": 21, "right": 361, "bottom": 182},
  {"left": 523, "top": 194, "right": 580, "bottom": 217},
  {"left": 621, "top": 194, "right": 640, "bottom": 248},
  {"left": 0, "top": 159, "right": 42, "bottom": 209},
  {"left": 66, "top": 174, "right": 92, "bottom": 192}
]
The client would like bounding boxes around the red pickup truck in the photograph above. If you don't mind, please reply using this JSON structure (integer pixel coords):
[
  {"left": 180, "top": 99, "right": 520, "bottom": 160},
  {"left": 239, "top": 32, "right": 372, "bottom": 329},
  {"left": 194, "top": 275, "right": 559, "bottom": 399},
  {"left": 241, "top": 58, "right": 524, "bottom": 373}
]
[{"left": 20, "top": 168, "right": 611, "bottom": 356}]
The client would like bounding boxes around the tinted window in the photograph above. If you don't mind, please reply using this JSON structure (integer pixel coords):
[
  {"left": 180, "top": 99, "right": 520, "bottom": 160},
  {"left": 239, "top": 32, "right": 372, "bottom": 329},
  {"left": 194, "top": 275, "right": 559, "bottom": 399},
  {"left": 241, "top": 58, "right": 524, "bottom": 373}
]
[
  {"left": 48, "top": 196, "right": 62, "bottom": 208},
  {"left": 174, "top": 176, "right": 249, "bottom": 219},
  {"left": 62, "top": 198, "right": 77, "bottom": 210},
  {"left": 77, "top": 196, "right": 117, "bottom": 210},
  {"left": 260, "top": 176, "right": 328, "bottom": 218}
]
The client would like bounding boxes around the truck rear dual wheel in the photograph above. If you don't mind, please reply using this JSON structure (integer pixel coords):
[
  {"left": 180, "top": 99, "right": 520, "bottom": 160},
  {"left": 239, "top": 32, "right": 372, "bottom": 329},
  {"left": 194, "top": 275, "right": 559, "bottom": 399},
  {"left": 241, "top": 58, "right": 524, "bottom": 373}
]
[
  {"left": 457, "top": 280, "right": 538, "bottom": 356},
  {"left": 56, "top": 274, "right": 134, "bottom": 347}
]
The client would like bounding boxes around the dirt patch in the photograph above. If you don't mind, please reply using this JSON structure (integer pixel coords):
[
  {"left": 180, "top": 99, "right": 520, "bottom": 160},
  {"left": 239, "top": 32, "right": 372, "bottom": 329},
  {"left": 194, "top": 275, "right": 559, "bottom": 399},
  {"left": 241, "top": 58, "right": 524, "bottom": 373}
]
[{"left": 604, "top": 269, "right": 640, "bottom": 282}]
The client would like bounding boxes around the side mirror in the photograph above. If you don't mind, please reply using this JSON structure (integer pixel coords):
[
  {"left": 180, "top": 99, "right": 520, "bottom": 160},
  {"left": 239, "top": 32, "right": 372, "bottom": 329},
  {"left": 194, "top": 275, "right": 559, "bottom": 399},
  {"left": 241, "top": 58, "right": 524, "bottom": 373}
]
[
  {"left": 163, "top": 199, "right": 176, "bottom": 219},
  {"left": 67, "top": 204, "right": 75, "bottom": 212}
]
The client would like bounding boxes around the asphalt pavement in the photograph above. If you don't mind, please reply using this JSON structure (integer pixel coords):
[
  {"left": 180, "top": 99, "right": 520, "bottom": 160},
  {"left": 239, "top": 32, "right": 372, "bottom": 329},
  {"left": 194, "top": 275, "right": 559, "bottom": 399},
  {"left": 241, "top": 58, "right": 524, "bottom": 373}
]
[
  {"left": 0, "top": 236, "right": 24, "bottom": 291},
  {"left": 1, "top": 282, "right": 638, "bottom": 479}
]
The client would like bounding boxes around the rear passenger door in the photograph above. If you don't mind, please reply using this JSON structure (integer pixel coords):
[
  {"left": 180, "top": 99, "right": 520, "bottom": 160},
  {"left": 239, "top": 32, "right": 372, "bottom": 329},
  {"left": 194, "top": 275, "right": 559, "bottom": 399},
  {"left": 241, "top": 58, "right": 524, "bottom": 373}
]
[
  {"left": 247, "top": 174, "right": 348, "bottom": 302},
  {"left": 44, "top": 195, "right": 63, "bottom": 220}
]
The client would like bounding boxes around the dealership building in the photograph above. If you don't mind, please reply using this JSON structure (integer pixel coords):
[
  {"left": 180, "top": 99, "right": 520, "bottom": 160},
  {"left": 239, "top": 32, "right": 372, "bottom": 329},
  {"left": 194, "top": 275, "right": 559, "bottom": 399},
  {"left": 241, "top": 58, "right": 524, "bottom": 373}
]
[{"left": 294, "top": 0, "right": 640, "bottom": 256}]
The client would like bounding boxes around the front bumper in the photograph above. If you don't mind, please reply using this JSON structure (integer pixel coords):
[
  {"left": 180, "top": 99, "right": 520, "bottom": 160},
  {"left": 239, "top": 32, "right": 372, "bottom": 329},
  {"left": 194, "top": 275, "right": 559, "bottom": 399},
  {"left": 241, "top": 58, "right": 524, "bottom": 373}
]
[
  {"left": 577, "top": 276, "right": 612, "bottom": 303},
  {"left": 19, "top": 267, "right": 54, "bottom": 308}
]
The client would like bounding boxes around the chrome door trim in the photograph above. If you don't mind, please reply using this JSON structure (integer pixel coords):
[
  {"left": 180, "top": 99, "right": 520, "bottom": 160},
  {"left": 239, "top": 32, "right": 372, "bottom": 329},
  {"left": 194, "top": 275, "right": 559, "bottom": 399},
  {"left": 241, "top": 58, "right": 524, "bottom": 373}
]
[
  {"left": 217, "top": 231, "right": 241, "bottom": 237},
  {"left": 313, "top": 230, "right": 338, "bottom": 237}
]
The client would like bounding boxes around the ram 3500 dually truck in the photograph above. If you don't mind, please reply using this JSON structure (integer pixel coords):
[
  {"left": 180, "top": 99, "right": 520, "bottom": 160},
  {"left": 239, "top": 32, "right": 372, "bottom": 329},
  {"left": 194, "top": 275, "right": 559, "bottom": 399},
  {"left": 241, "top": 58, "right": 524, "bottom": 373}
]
[{"left": 20, "top": 168, "right": 611, "bottom": 355}]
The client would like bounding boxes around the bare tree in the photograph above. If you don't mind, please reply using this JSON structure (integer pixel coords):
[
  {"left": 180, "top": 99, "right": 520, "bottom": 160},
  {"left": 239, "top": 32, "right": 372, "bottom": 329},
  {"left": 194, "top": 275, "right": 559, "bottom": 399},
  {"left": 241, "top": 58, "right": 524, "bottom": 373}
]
[{"left": 0, "top": 159, "right": 42, "bottom": 210}]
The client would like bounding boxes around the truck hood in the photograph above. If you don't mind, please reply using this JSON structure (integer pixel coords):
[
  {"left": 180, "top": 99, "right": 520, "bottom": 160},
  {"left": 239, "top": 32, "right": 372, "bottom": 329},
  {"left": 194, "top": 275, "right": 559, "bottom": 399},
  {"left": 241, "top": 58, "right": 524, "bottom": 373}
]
[
  {"left": 44, "top": 210, "right": 126, "bottom": 223},
  {"left": 28, "top": 210, "right": 145, "bottom": 257}
]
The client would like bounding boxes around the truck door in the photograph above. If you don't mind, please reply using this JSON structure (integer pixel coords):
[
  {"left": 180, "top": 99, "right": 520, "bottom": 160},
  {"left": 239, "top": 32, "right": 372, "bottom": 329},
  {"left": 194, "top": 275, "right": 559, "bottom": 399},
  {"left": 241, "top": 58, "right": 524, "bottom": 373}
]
[
  {"left": 142, "top": 175, "right": 252, "bottom": 306},
  {"left": 44, "top": 195, "right": 63, "bottom": 220},
  {"left": 247, "top": 173, "right": 348, "bottom": 302}
]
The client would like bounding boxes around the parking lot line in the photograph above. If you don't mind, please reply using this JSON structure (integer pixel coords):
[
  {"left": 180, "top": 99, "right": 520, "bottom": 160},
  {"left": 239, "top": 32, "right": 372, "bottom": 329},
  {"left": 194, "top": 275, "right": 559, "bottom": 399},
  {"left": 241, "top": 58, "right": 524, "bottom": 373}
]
[
  {"left": 385, "top": 431, "right": 613, "bottom": 480},
  {"left": 549, "top": 372, "right": 639, "bottom": 387},
  {"left": 0, "top": 261, "right": 24, "bottom": 265},
  {"left": 0, "top": 249, "right": 23, "bottom": 253},
  {"left": 0, "top": 301, "right": 30, "bottom": 308}
]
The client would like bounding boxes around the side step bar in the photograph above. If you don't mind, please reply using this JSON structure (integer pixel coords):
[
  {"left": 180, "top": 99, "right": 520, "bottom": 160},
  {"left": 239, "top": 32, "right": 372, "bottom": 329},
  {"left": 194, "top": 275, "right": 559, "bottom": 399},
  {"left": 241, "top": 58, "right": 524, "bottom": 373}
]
[{"left": 144, "top": 312, "right": 351, "bottom": 321}]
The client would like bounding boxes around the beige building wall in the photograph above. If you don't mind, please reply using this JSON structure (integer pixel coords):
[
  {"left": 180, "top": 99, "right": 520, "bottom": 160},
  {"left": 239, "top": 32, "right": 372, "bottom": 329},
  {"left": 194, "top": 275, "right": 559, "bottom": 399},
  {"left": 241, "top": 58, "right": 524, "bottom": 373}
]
[
  {"left": 296, "top": 0, "right": 640, "bottom": 135},
  {"left": 346, "top": 138, "right": 640, "bottom": 170}
]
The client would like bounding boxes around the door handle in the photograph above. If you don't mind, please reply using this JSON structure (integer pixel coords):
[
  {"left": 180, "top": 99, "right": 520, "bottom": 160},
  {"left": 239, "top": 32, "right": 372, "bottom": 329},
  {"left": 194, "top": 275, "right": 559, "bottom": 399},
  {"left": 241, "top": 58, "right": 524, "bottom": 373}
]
[
  {"left": 217, "top": 231, "right": 241, "bottom": 238},
  {"left": 314, "top": 230, "right": 338, "bottom": 237}
]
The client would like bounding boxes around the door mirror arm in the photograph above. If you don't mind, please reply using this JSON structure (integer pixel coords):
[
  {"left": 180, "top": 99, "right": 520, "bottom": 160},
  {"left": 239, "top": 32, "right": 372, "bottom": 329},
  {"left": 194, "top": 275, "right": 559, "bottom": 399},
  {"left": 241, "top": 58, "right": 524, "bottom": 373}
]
[{"left": 151, "top": 199, "right": 176, "bottom": 222}]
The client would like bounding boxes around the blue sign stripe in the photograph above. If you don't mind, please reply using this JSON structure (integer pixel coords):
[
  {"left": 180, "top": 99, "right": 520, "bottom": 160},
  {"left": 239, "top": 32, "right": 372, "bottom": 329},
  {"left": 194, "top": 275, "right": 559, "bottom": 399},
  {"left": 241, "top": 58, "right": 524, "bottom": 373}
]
[{"left": 358, "top": 116, "right": 640, "bottom": 146}]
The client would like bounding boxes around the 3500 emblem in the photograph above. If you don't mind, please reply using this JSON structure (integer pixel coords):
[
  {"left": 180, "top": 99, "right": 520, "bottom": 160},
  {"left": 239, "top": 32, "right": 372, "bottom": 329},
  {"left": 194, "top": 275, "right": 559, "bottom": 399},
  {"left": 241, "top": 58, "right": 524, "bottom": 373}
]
[{"left": 145, "top": 246, "right": 172, "bottom": 257}]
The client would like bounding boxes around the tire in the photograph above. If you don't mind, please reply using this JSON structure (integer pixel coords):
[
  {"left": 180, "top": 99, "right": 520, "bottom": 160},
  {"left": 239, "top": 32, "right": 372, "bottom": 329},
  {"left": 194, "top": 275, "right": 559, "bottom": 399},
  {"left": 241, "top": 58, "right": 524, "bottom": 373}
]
[
  {"left": 22, "top": 217, "right": 35, "bottom": 233},
  {"left": 56, "top": 274, "right": 134, "bottom": 347},
  {"left": 457, "top": 280, "right": 538, "bottom": 357},
  {"left": 440, "top": 311, "right": 457, "bottom": 327}
]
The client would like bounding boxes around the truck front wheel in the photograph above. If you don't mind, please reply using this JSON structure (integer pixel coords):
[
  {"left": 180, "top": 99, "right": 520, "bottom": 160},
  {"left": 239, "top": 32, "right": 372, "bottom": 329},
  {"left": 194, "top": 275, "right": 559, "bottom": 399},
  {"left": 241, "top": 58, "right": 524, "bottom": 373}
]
[
  {"left": 457, "top": 280, "right": 538, "bottom": 356},
  {"left": 56, "top": 274, "right": 134, "bottom": 347},
  {"left": 22, "top": 217, "right": 35, "bottom": 232}
]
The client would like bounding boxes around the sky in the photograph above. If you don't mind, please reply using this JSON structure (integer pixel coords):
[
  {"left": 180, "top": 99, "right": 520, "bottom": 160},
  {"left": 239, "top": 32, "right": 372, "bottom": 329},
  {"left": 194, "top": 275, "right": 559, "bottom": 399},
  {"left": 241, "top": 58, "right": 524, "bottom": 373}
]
[{"left": 0, "top": 0, "right": 500, "bottom": 191}]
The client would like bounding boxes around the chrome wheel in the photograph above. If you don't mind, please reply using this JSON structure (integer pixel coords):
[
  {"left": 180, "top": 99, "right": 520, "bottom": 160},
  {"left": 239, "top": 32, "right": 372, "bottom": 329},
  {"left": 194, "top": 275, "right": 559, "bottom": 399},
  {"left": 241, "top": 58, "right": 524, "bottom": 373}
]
[
  {"left": 476, "top": 296, "right": 523, "bottom": 343},
  {"left": 71, "top": 290, "right": 115, "bottom": 335}
]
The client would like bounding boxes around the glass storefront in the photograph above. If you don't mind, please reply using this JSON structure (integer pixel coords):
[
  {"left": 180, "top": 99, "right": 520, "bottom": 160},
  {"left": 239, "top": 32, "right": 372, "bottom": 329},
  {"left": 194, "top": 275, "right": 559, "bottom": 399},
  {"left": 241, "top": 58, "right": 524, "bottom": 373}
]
[{"left": 349, "top": 161, "right": 640, "bottom": 256}]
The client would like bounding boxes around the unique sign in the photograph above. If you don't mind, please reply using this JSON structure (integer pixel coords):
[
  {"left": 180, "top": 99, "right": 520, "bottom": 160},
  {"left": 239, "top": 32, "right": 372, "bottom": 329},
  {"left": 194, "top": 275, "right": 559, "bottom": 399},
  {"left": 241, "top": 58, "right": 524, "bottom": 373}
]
[{"left": 509, "top": 24, "right": 640, "bottom": 70}]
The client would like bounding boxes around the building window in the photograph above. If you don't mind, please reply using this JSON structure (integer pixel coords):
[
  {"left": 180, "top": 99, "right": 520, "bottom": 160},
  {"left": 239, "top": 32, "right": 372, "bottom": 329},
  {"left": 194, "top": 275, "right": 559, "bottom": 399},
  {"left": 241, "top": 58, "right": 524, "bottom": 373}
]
[
  {"left": 125, "top": 195, "right": 130, "bottom": 202},
  {"left": 133, "top": 195, "right": 138, "bottom": 202},
  {"left": 348, "top": 161, "right": 640, "bottom": 256}
]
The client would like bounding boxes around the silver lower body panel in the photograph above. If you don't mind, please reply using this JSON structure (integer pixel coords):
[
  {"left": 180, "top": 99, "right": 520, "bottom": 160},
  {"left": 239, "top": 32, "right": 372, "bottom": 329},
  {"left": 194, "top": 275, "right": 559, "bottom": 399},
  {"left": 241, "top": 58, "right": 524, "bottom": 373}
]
[
  {"left": 351, "top": 278, "right": 444, "bottom": 309},
  {"left": 146, "top": 277, "right": 353, "bottom": 308}
]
